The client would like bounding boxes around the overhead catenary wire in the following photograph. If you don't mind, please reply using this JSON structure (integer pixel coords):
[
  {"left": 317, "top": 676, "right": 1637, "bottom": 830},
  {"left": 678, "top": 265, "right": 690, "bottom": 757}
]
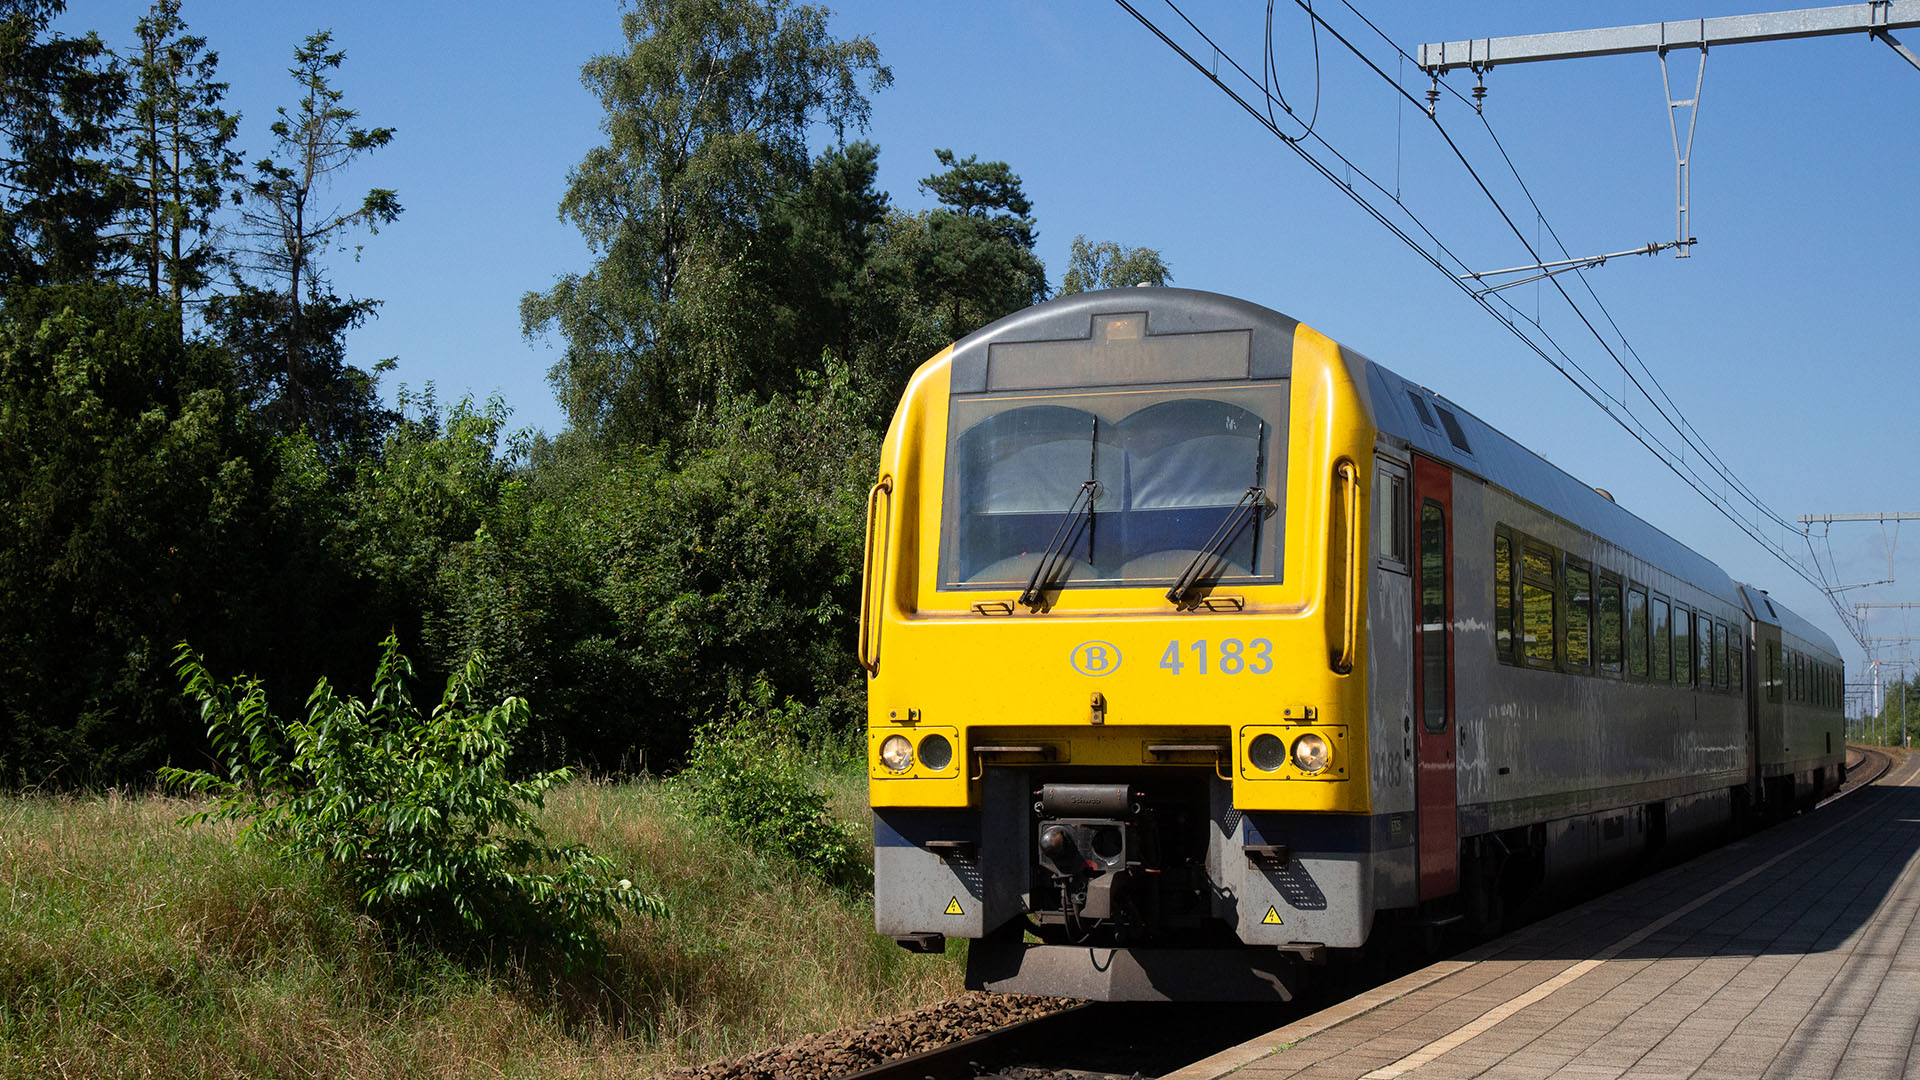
[
  {"left": 1328, "top": 0, "right": 1789, "bottom": 536},
  {"left": 1113, "top": 0, "right": 1868, "bottom": 651}
]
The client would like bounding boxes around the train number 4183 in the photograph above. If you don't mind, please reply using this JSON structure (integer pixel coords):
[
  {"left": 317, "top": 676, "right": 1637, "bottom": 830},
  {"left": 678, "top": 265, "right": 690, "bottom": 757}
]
[{"left": 1160, "top": 638, "right": 1273, "bottom": 675}]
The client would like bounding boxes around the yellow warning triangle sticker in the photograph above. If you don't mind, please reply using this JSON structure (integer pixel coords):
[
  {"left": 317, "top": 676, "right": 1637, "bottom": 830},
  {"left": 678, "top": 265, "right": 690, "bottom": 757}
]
[
  {"left": 944, "top": 896, "right": 964, "bottom": 916},
  {"left": 1262, "top": 906, "right": 1284, "bottom": 925}
]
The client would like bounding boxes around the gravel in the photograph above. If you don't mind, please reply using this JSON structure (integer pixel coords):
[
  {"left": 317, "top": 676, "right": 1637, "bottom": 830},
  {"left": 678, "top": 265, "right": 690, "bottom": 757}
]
[{"left": 647, "top": 992, "right": 1074, "bottom": 1080}]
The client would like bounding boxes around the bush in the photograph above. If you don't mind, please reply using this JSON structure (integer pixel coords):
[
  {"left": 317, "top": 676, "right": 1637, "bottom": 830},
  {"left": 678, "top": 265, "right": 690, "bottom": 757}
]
[
  {"left": 158, "top": 634, "right": 662, "bottom": 966},
  {"left": 676, "top": 678, "right": 865, "bottom": 887}
]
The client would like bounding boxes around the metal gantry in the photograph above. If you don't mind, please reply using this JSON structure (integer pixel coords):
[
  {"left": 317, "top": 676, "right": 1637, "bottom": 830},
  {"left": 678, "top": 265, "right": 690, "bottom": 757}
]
[
  {"left": 1797, "top": 512, "right": 1920, "bottom": 647},
  {"left": 1419, "top": 3, "right": 1920, "bottom": 262}
]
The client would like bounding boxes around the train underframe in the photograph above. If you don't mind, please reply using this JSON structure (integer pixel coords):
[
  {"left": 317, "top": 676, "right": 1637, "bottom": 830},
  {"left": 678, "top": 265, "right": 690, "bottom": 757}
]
[{"left": 874, "top": 757, "right": 1845, "bottom": 1002}]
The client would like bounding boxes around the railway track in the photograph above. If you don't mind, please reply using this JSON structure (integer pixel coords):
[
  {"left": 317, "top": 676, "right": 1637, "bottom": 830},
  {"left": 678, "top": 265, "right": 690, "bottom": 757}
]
[
  {"left": 836, "top": 1001, "right": 1307, "bottom": 1080},
  {"left": 1827, "top": 744, "right": 1892, "bottom": 804}
]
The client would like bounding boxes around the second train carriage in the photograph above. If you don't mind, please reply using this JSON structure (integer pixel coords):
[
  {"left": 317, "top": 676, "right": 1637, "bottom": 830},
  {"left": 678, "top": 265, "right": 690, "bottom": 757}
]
[{"left": 860, "top": 288, "right": 1845, "bottom": 1000}]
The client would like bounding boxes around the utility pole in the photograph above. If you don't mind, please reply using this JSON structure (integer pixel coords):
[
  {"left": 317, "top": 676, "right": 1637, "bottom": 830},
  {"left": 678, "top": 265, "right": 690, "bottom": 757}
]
[{"left": 1419, "top": 4, "right": 1920, "bottom": 266}]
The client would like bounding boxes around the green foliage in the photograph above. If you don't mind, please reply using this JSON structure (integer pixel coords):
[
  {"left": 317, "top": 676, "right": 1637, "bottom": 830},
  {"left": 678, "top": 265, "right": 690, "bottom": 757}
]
[
  {"left": 854, "top": 149, "right": 1048, "bottom": 414},
  {"left": 0, "top": 282, "right": 268, "bottom": 784},
  {"left": 435, "top": 367, "right": 879, "bottom": 769},
  {"left": 226, "top": 28, "right": 400, "bottom": 454},
  {"left": 523, "top": 0, "right": 891, "bottom": 448},
  {"left": 676, "top": 676, "right": 864, "bottom": 886},
  {"left": 119, "top": 0, "right": 244, "bottom": 325},
  {"left": 158, "top": 635, "right": 663, "bottom": 965},
  {"left": 1060, "top": 234, "right": 1173, "bottom": 294},
  {"left": 0, "top": 0, "right": 130, "bottom": 286}
]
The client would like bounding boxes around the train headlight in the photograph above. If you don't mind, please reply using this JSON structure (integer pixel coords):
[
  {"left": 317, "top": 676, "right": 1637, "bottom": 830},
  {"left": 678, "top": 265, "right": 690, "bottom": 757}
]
[
  {"left": 1291, "top": 733, "right": 1331, "bottom": 774},
  {"left": 918, "top": 733, "right": 953, "bottom": 772},
  {"left": 880, "top": 734, "right": 914, "bottom": 773},
  {"left": 1247, "top": 733, "right": 1287, "bottom": 772}
]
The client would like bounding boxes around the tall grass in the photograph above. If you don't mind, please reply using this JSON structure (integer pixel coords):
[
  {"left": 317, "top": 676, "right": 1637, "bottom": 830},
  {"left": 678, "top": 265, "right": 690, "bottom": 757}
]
[{"left": 0, "top": 771, "right": 963, "bottom": 1078}]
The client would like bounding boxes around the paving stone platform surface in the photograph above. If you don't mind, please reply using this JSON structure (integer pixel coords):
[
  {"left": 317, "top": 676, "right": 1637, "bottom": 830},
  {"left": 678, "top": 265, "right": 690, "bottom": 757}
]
[{"left": 1168, "top": 751, "right": 1920, "bottom": 1080}]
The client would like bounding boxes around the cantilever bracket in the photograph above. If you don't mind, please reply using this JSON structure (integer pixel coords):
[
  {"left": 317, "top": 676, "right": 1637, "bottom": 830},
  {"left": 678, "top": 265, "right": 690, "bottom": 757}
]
[
  {"left": 1875, "top": 26, "right": 1920, "bottom": 71},
  {"left": 1659, "top": 37, "right": 1707, "bottom": 257}
]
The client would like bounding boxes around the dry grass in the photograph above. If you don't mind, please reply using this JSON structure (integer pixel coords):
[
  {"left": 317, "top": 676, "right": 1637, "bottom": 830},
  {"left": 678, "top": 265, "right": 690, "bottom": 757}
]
[{"left": 0, "top": 775, "right": 963, "bottom": 1078}]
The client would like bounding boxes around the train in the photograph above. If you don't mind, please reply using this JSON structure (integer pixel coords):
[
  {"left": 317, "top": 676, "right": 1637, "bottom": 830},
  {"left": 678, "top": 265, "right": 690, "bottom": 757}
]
[{"left": 859, "top": 287, "right": 1844, "bottom": 1001}]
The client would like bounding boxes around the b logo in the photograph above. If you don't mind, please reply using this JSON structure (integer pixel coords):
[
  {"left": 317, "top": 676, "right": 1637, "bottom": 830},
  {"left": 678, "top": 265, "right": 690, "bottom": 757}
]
[{"left": 1070, "top": 641, "right": 1122, "bottom": 676}]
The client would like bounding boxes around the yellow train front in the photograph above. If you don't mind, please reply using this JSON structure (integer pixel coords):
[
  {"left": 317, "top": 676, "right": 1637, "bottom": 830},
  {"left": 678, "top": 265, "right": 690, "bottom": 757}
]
[{"left": 858, "top": 287, "right": 1843, "bottom": 1001}]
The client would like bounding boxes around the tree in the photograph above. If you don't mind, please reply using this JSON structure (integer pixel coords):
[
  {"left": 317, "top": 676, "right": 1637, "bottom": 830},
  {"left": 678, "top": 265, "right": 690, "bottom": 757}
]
[
  {"left": 225, "top": 29, "right": 399, "bottom": 452},
  {"left": 522, "top": 0, "right": 890, "bottom": 448},
  {"left": 747, "top": 139, "right": 889, "bottom": 390},
  {"left": 1060, "top": 234, "right": 1171, "bottom": 294},
  {"left": 854, "top": 149, "right": 1048, "bottom": 413},
  {"left": 0, "top": 0, "right": 129, "bottom": 286},
  {"left": 207, "top": 284, "right": 392, "bottom": 462},
  {"left": 0, "top": 283, "right": 268, "bottom": 784},
  {"left": 117, "top": 0, "right": 242, "bottom": 335}
]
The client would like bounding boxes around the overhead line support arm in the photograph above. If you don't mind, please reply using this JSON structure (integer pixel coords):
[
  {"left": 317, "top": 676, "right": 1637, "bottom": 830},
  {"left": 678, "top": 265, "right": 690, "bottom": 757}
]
[{"left": 1417, "top": 2, "right": 1920, "bottom": 73}]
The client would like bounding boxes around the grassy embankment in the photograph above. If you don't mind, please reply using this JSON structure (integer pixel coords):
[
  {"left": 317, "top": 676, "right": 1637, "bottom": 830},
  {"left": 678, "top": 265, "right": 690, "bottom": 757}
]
[{"left": 0, "top": 764, "right": 962, "bottom": 1078}]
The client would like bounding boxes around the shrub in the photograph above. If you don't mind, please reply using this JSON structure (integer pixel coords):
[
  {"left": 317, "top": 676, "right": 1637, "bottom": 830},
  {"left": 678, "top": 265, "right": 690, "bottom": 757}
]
[
  {"left": 158, "top": 634, "right": 662, "bottom": 966},
  {"left": 676, "top": 678, "right": 865, "bottom": 887}
]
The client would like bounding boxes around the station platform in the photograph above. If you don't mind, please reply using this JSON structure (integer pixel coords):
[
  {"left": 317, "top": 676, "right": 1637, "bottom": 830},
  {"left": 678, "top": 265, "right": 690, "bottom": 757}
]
[{"left": 1169, "top": 752, "right": 1920, "bottom": 1080}]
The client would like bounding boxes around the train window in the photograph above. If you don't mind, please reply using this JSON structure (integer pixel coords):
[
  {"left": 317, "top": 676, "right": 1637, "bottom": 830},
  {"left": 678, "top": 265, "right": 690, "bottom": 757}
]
[
  {"left": 1377, "top": 465, "right": 1408, "bottom": 569},
  {"left": 1420, "top": 502, "right": 1449, "bottom": 735},
  {"left": 1704, "top": 618, "right": 1720, "bottom": 691},
  {"left": 1522, "top": 542, "right": 1556, "bottom": 667},
  {"left": 1675, "top": 609, "right": 1694, "bottom": 687},
  {"left": 1767, "top": 640, "right": 1782, "bottom": 703},
  {"left": 1795, "top": 652, "right": 1805, "bottom": 701},
  {"left": 1407, "top": 390, "right": 1437, "bottom": 429},
  {"left": 1627, "top": 585, "right": 1649, "bottom": 679},
  {"left": 1434, "top": 406, "right": 1473, "bottom": 455},
  {"left": 1565, "top": 561, "right": 1592, "bottom": 670},
  {"left": 1650, "top": 596, "right": 1672, "bottom": 682},
  {"left": 1731, "top": 630, "right": 1744, "bottom": 693},
  {"left": 1713, "top": 622, "right": 1729, "bottom": 688},
  {"left": 940, "top": 385, "right": 1288, "bottom": 589},
  {"left": 1494, "top": 532, "right": 1515, "bottom": 662},
  {"left": 1598, "top": 572, "right": 1624, "bottom": 676}
]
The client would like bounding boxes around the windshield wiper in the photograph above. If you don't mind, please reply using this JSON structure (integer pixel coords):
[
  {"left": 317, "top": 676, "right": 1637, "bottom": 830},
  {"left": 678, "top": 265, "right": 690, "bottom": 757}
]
[
  {"left": 1019, "top": 480, "right": 1099, "bottom": 611},
  {"left": 1166, "top": 486, "right": 1267, "bottom": 608}
]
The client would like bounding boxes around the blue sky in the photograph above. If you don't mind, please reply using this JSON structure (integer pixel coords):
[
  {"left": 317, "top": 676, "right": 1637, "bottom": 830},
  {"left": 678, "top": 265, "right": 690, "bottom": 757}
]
[{"left": 64, "top": 1, "right": 1920, "bottom": 691}]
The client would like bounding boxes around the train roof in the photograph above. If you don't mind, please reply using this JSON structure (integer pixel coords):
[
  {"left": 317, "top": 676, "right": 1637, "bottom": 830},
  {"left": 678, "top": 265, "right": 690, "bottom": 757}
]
[
  {"left": 946, "top": 287, "right": 1756, "bottom": 613},
  {"left": 1359, "top": 353, "right": 1743, "bottom": 606},
  {"left": 1738, "top": 584, "right": 1843, "bottom": 659}
]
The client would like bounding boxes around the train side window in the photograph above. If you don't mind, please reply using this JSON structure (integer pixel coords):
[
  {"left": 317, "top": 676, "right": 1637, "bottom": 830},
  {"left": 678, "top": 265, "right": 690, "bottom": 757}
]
[
  {"left": 1626, "top": 585, "right": 1649, "bottom": 679},
  {"left": 1650, "top": 595, "right": 1672, "bottom": 682},
  {"left": 1494, "top": 530, "right": 1515, "bottom": 662},
  {"left": 1565, "top": 560, "right": 1592, "bottom": 671},
  {"left": 1713, "top": 621, "right": 1729, "bottom": 688},
  {"left": 1731, "top": 630, "right": 1744, "bottom": 693},
  {"left": 1377, "top": 463, "right": 1408, "bottom": 571},
  {"left": 1767, "top": 640, "right": 1782, "bottom": 703},
  {"left": 1704, "top": 614, "right": 1720, "bottom": 687},
  {"left": 1598, "top": 571, "right": 1624, "bottom": 676},
  {"left": 1675, "top": 609, "right": 1694, "bottom": 686},
  {"left": 1521, "top": 541, "right": 1557, "bottom": 668}
]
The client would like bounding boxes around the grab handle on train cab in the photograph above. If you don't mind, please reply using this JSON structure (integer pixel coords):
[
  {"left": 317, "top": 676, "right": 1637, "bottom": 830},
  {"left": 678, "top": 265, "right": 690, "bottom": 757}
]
[
  {"left": 1333, "top": 460, "right": 1359, "bottom": 674},
  {"left": 859, "top": 476, "right": 894, "bottom": 673}
]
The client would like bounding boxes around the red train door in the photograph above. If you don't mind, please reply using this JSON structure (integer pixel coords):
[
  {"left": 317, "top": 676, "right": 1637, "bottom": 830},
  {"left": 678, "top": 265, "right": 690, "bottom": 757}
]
[{"left": 1412, "top": 456, "right": 1458, "bottom": 900}]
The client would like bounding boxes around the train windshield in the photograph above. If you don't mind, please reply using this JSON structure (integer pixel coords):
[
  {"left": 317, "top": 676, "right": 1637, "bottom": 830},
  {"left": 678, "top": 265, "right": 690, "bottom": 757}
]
[{"left": 940, "top": 383, "right": 1288, "bottom": 590}]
